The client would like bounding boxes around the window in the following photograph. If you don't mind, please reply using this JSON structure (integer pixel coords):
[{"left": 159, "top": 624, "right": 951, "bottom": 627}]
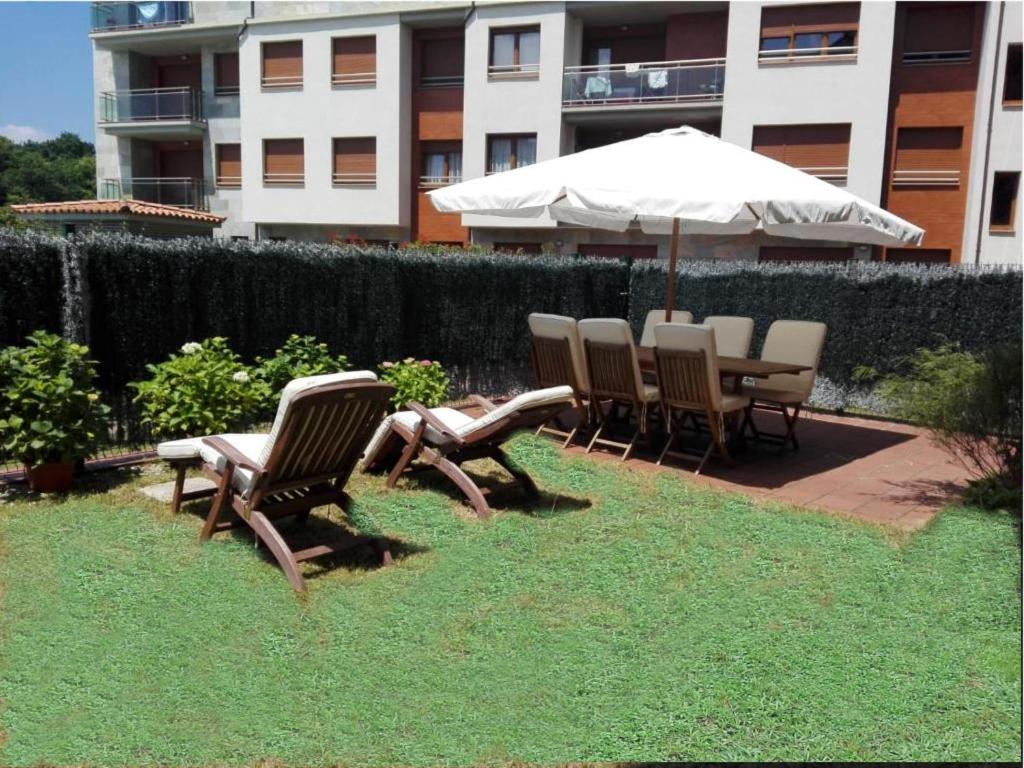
[
  {"left": 215, "top": 143, "right": 241, "bottom": 188},
  {"left": 487, "top": 134, "right": 536, "bottom": 173},
  {"left": 990, "top": 172, "right": 1020, "bottom": 232},
  {"left": 420, "top": 36, "right": 464, "bottom": 88},
  {"left": 1004, "top": 43, "right": 1023, "bottom": 104},
  {"left": 902, "top": 4, "right": 973, "bottom": 64},
  {"left": 759, "top": 246, "right": 853, "bottom": 262},
  {"left": 420, "top": 141, "right": 462, "bottom": 186},
  {"left": 263, "top": 139, "right": 304, "bottom": 186},
  {"left": 261, "top": 40, "right": 303, "bottom": 88},
  {"left": 892, "top": 127, "right": 962, "bottom": 187},
  {"left": 214, "top": 52, "right": 239, "bottom": 96},
  {"left": 884, "top": 248, "right": 950, "bottom": 264},
  {"left": 333, "top": 137, "right": 376, "bottom": 186},
  {"left": 752, "top": 124, "right": 851, "bottom": 184},
  {"left": 759, "top": 3, "right": 859, "bottom": 62},
  {"left": 332, "top": 35, "right": 376, "bottom": 85},
  {"left": 489, "top": 26, "right": 540, "bottom": 77}
]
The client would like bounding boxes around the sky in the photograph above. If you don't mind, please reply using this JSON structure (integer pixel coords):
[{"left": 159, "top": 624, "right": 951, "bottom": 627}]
[{"left": 0, "top": 1, "right": 95, "bottom": 143}]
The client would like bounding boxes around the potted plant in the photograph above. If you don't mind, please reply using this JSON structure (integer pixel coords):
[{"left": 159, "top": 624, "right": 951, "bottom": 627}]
[{"left": 0, "top": 331, "right": 110, "bottom": 492}]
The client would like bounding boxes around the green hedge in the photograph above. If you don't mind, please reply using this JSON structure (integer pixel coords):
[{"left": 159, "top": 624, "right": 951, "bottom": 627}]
[
  {"left": 630, "top": 259, "right": 1023, "bottom": 410},
  {"left": 0, "top": 230, "right": 65, "bottom": 346}
]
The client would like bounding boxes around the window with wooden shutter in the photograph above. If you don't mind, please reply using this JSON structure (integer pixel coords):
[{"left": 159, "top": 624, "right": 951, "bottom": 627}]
[
  {"left": 263, "top": 139, "right": 304, "bottom": 185},
  {"left": 752, "top": 124, "right": 851, "bottom": 184},
  {"left": 759, "top": 2, "right": 859, "bottom": 62},
  {"left": 892, "top": 127, "right": 962, "bottom": 187},
  {"left": 420, "top": 36, "right": 464, "bottom": 88},
  {"left": 215, "top": 143, "right": 241, "bottom": 188},
  {"left": 262, "top": 40, "right": 303, "bottom": 88},
  {"left": 214, "top": 52, "right": 239, "bottom": 96},
  {"left": 332, "top": 36, "right": 376, "bottom": 85},
  {"left": 902, "top": 4, "right": 974, "bottom": 64},
  {"left": 333, "top": 137, "right": 376, "bottom": 186}
]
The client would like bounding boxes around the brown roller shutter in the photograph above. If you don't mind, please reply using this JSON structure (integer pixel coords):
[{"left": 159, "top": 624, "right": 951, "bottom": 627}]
[
  {"left": 333, "top": 138, "right": 376, "bottom": 185},
  {"left": 264, "top": 139, "right": 304, "bottom": 185},
  {"left": 262, "top": 40, "right": 303, "bottom": 88},
  {"left": 332, "top": 36, "right": 376, "bottom": 84},
  {"left": 752, "top": 124, "right": 850, "bottom": 183},
  {"left": 214, "top": 52, "right": 239, "bottom": 95},
  {"left": 420, "top": 37, "right": 465, "bottom": 87},
  {"left": 761, "top": 2, "right": 860, "bottom": 32},
  {"left": 893, "top": 127, "right": 962, "bottom": 186},
  {"left": 215, "top": 143, "right": 241, "bottom": 188},
  {"left": 903, "top": 4, "right": 974, "bottom": 56}
]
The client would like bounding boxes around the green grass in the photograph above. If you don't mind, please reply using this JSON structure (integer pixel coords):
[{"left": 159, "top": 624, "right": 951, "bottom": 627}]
[{"left": 0, "top": 435, "right": 1019, "bottom": 764}]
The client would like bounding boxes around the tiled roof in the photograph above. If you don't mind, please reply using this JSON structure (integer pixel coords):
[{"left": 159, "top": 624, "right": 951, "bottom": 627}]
[{"left": 9, "top": 199, "right": 225, "bottom": 224}]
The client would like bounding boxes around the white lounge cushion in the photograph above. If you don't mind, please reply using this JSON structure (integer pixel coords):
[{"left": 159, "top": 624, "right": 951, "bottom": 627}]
[
  {"left": 528, "top": 313, "right": 590, "bottom": 392},
  {"left": 639, "top": 309, "right": 693, "bottom": 347},
  {"left": 157, "top": 432, "right": 268, "bottom": 497},
  {"left": 754, "top": 320, "right": 827, "bottom": 398},
  {"left": 721, "top": 393, "right": 751, "bottom": 413},
  {"left": 458, "top": 385, "right": 573, "bottom": 438},
  {"left": 157, "top": 436, "right": 204, "bottom": 461},
  {"left": 393, "top": 407, "right": 476, "bottom": 444}
]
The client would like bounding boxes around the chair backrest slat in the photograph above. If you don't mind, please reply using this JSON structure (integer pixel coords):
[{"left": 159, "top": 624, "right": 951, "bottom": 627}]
[
  {"left": 528, "top": 313, "right": 589, "bottom": 392},
  {"left": 578, "top": 318, "right": 645, "bottom": 402},
  {"left": 654, "top": 323, "right": 723, "bottom": 411},
  {"left": 531, "top": 336, "right": 578, "bottom": 392}
]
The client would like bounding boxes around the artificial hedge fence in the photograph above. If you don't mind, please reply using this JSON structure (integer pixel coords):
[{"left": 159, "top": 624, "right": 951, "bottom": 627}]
[{"left": 0, "top": 228, "right": 1020, "bottom": 427}]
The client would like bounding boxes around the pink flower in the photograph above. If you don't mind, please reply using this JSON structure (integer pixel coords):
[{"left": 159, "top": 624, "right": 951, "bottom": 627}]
[{"left": 420, "top": 359, "right": 432, "bottom": 366}]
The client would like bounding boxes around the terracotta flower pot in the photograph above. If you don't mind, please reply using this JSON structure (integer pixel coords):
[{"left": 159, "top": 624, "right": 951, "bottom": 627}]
[{"left": 26, "top": 461, "right": 75, "bottom": 493}]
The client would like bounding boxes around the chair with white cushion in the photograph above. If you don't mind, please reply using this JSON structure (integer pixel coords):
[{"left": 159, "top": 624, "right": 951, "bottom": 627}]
[
  {"left": 578, "top": 318, "right": 659, "bottom": 460},
  {"left": 741, "top": 320, "right": 827, "bottom": 450},
  {"left": 361, "top": 386, "right": 575, "bottom": 518},
  {"left": 527, "top": 313, "right": 591, "bottom": 446},
  {"left": 703, "top": 316, "right": 755, "bottom": 359},
  {"left": 157, "top": 371, "right": 394, "bottom": 592},
  {"left": 639, "top": 308, "right": 693, "bottom": 347},
  {"left": 654, "top": 323, "right": 750, "bottom": 473}
]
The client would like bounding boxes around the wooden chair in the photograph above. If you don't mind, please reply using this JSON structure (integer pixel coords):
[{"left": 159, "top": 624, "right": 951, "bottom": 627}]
[
  {"left": 527, "top": 313, "right": 590, "bottom": 446},
  {"left": 639, "top": 308, "right": 693, "bottom": 347},
  {"left": 578, "top": 318, "right": 659, "bottom": 460},
  {"left": 157, "top": 371, "right": 394, "bottom": 592},
  {"left": 654, "top": 323, "right": 750, "bottom": 473},
  {"left": 703, "top": 316, "right": 755, "bottom": 358},
  {"left": 741, "top": 320, "right": 827, "bottom": 450},
  {"left": 361, "top": 386, "right": 574, "bottom": 518}
]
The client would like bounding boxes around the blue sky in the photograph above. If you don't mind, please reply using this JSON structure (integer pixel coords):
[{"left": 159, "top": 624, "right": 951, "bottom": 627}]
[{"left": 0, "top": 2, "right": 95, "bottom": 143}]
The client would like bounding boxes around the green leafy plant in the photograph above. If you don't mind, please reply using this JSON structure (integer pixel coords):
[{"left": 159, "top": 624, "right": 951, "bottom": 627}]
[
  {"left": 877, "top": 342, "right": 1022, "bottom": 510},
  {"left": 131, "top": 337, "right": 269, "bottom": 438},
  {"left": 0, "top": 331, "right": 109, "bottom": 466},
  {"left": 378, "top": 358, "right": 450, "bottom": 410},
  {"left": 254, "top": 334, "right": 350, "bottom": 412}
]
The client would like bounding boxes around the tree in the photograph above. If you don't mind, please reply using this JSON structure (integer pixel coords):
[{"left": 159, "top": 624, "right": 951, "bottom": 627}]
[{"left": 0, "top": 132, "right": 96, "bottom": 206}]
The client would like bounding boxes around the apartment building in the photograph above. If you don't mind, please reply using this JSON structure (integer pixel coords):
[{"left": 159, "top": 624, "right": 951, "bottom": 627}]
[{"left": 90, "top": 0, "right": 1023, "bottom": 264}]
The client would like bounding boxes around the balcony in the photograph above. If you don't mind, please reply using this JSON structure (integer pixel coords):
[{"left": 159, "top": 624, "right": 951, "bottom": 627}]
[
  {"left": 101, "top": 177, "right": 207, "bottom": 210},
  {"left": 98, "top": 88, "right": 205, "bottom": 138},
  {"left": 91, "top": 2, "right": 192, "bottom": 32},
  {"left": 562, "top": 58, "right": 725, "bottom": 115}
]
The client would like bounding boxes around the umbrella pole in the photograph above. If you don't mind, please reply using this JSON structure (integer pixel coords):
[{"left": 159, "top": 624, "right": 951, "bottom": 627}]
[{"left": 666, "top": 218, "right": 680, "bottom": 322}]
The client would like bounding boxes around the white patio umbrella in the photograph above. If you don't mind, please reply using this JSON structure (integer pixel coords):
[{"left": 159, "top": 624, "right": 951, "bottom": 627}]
[{"left": 429, "top": 126, "right": 924, "bottom": 319}]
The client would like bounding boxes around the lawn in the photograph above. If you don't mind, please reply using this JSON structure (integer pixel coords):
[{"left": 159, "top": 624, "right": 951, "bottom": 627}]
[{"left": 0, "top": 435, "right": 1020, "bottom": 764}]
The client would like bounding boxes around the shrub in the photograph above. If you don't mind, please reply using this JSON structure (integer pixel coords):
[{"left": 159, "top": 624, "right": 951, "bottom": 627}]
[
  {"left": 131, "top": 337, "right": 269, "bottom": 438},
  {"left": 0, "top": 331, "right": 109, "bottom": 466},
  {"left": 254, "top": 334, "right": 350, "bottom": 412},
  {"left": 379, "top": 358, "right": 450, "bottom": 410},
  {"left": 877, "top": 342, "right": 1022, "bottom": 510}
]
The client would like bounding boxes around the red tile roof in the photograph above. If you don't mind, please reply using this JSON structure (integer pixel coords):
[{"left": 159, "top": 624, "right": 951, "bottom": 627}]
[{"left": 10, "top": 199, "right": 225, "bottom": 224}]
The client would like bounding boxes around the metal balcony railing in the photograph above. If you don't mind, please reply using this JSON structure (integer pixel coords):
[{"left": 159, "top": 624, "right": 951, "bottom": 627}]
[
  {"left": 101, "top": 177, "right": 207, "bottom": 209},
  {"left": 758, "top": 45, "right": 858, "bottom": 63},
  {"left": 99, "top": 87, "right": 204, "bottom": 123},
  {"left": 419, "top": 174, "right": 462, "bottom": 188},
  {"left": 892, "top": 168, "right": 961, "bottom": 187},
  {"left": 91, "top": 2, "right": 192, "bottom": 31},
  {"left": 562, "top": 58, "right": 725, "bottom": 107}
]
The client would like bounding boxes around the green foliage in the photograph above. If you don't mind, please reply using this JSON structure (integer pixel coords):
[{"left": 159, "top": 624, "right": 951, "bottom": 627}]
[
  {"left": 254, "top": 334, "right": 350, "bottom": 412},
  {"left": 379, "top": 357, "right": 450, "bottom": 409},
  {"left": 0, "top": 331, "right": 109, "bottom": 465},
  {"left": 0, "top": 230, "right": 64, "bottom": 347},
  {"left": 130, "top": 337, "right": 269, "bottom": 438},
  {"left": 877, "top": 342, "right": 1023, "bottom": 507},
  {"left": 0, "top": 205, "right": 28, "bottom": 231},
  {"left": 0, "top": 132, "right": 96, "bottom": 206}
]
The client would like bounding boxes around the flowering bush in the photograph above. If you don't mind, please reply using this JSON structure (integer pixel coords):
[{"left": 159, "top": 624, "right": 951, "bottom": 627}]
[
  {"left": 0, "top": 331, "right": 110, "bottom": 466},
  {"left": 131, "top": 337, "right": 268, "bottom": 438},
  {"left": 378, "top": 358, "right": 450, "bottom": 410},
  {"left": 254, "top": 334, "right": 350, "bottom": 413}
]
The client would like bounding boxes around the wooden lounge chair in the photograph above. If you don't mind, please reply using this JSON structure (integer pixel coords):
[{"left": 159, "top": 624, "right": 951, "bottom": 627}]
[
  {"left": 703, "top": 316, "right": 755, "bottom": 358},
  {"left": 578, "top": 318, "right": 659, "bottom": 460},
  {"left": 157, "top": 371, "right": 394, "bottom": 592},
  {"left": 639, "top": 308, "right": 693, "bottom": 347},
  {"left": 527, "top": 313, "right": 591, "bottom": 446},
  {"left": 361, "top": 386, "right": 574, "bottom": 517},
  {"left": 741, "top": 320, "right": 827, "bottom": 450},
  {"left": 654, "top": 323, "right": 750, "bottom": 473}
]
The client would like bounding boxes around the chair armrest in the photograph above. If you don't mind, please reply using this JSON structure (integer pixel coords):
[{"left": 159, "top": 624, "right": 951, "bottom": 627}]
[
  {"left": 406, "top": 402, "right": 464, "bottom": 444},
  {"left": 468, "top": 394, "right": 498, "bottom": 412},
  {"left": 201, "top": 436, "right": 262, "bottom": 472}
]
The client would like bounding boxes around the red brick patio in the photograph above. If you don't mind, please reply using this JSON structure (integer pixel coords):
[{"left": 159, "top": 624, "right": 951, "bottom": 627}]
[{"left": 564, "top": 409, "right": 969, "bottom": 531}]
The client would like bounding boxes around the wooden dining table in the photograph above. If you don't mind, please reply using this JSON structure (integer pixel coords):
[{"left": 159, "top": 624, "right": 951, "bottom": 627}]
[{"left": 636, "top": 346, "right": 811, "bottom": 393}]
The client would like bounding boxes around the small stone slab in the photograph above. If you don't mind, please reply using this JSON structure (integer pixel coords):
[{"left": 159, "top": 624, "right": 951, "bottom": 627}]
[{"left": 139, "top": 478, "right": 216, "bottom": 503}]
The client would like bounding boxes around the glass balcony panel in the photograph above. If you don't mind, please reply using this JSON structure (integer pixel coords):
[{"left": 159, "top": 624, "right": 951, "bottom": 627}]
[
  {"left": 91, "top": 2, "right": 192, "bottom": 31},
  {"left": 562, "top": 59, "right": 725, "bottom": 107},
  {"left": 99, "top": 88, "right": 202, "bottom": 123},
  {"left": 101, "top": 177, "right": 207, "bottom": 210}
]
